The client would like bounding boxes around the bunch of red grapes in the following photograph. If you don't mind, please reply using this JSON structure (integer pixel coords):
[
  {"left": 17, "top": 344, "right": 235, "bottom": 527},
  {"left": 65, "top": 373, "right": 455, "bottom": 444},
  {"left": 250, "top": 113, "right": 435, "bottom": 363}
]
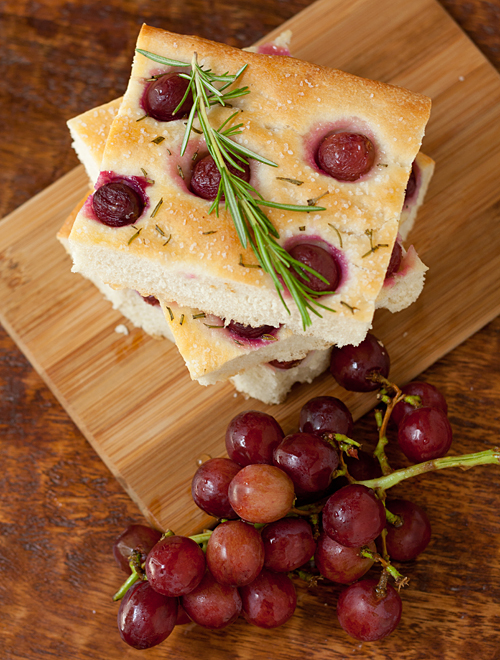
[{"left": 113, "top": 332, "right": 456, "bottom": 649}]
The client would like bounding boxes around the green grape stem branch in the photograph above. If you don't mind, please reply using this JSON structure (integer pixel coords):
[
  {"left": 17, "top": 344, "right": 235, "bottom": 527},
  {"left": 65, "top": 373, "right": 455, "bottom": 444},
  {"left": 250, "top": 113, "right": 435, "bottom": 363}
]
[{"left": 136, "top": 48, "right": 335, "bottom": 329}]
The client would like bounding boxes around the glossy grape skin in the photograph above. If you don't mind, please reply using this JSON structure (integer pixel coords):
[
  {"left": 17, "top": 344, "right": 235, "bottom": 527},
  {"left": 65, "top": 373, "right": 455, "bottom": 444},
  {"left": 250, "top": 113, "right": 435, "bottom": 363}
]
[
  {"left": 322, "top": 484, "right": 386, "bottom": 548},
  {"left": 206, "top": 520, "right": 264, "bottom": 587},
  {"left": 239, "top": 569, "right": 297, "bottom": 628},
  {"left": 385, "top": 241, "right": 403, "bottom": 278},
  {"left": 317, "top": 132, "right": 375, "bottom": 181},
  {"left": 227, "top": 321, "right": 275, "bottom": 339},
  {"left": 145, "top": 535, "right": 205, "bottom": 597},
  {"left": 315, "top": 534, "right": 375, "bottom": 584},
  {"left": 398, "top": 406, "right": 453, "bottom": 462},
  {"left": 273, "top": 432, "right": 339, "bottom": 495},
  {"left": 117, "top": 581, "right": 177, "bottom": 649},
  {"left": 299, "top": 395, "right": 353, "bottom": 437},
  {"left": 385, "top": 499, "right": 432, "bottom": 561},
  {"left": 330, "top": 332, "right": 390, "bottom": 392},
  {"left": 181, "top": 570, "right": 242, "bottom": 629},
  {"left": 93, "top": 182, "right": 144, "bottom": 227},
  {"left": 228, "top": 464, "right": 295, "bottom": 523},
  {"left": 191, "top": 457, "right": 241, "bottom": 519},
  {"left": 337, "top": 578, "right": 402, "bottom": 641},
  {"left": 144, "top": 73, "right": 193, "bottom": 122},
  {"left": 288, "top": 243, "right": 340, "bottom": 293},
  {"left": 225, "top": 411, "right": 284, "bottom": 466},
  {"left": 113, "top": 524, "right": 163, "bottom": 574},
  {"left": 261, "top": 518, "right": 316, "bottom": 572},
  {"left": 190, "top": 154, "right": 251, "bottom": 200},
  {"left": 392, "top": 381, "right": 448, "bottom": 427}
]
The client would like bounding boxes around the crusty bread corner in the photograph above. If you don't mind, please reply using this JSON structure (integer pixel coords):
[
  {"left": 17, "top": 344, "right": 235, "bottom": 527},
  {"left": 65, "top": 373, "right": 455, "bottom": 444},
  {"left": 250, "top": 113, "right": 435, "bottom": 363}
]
[
  {"left": 68, "top": 24, "right": 431, "bottom": 345},
  {"left": 230, "top": 348, "right": 332, "bottom": 405},
  {"left": 159, "top": 301, "right": 331, "bottom": 385},
  {"left": 399, "top": 152, "right": 435, "bottom": 241}
]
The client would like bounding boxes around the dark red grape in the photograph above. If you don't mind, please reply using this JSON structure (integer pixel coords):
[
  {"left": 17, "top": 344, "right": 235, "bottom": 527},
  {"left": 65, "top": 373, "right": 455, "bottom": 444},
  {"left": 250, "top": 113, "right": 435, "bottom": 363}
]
[
  {"left": 191, "top": 457, "right": 241, "bottom": 519},
  {"left": 268, "top": 358, "right": 304, "bottom": 369},
  {"left": 225, "top": 411, "right": 284, "bottom": 466},
  {"left": 93, "top": 182, "right": 144, "bottom": 227},
  {"left": 261, "top": 518, "right": 316, "bottom": 572},
  {"left": 344, "top": 450, "right": 382, "bottom": 482},
  {"left": 392, "top": 381, "right": 448, "bottom": 427},
  {"left": 404, "top": 162, "right": 417, "bottom": 201},
  {"left": 317, "top": 132, "right": 375, "bottom": 181},
  {"left": 288, "top": 243, "right": 340, "bottom": 292},
  {"left": 273, "top": 432, "right": 339, "bottom": 495},
  {"left": 337, "top": 578, "right": 402, "bottom": 641},
  {"left": 145, "top": 535, "right": 205, "bottom": 597},
  {"left": 181, "top": 570, "right": 242, "bottom": 629},
  {"left": 228, "top": 464, "right": 295, "bottom": 523},
  {"left": 322, "top": 484, "right": 386, "bottom": 548},
  {"left": 385, "top": 241, "right": 403, "bottom": 278},
  {"left": 330, "top": 332, "right": 390, "bottom": 392},
  {"left": 144, "top": 73, "right": 193, "bottom": 122},
  {"left": 142, "top": 295, "right": 160, "bottom": 307},
  {"left": 113, "top": 524, "right": 163, "bottom": 574},
  {"left": 190, "top": 154, "right": 251, "bottom": 200},
  {"left": 299, "top": 395, "right": 353, "bottom": 437},
  {"left": 385, "top": 499, "right": 432, "bottom": 561},
  {"left": 206, "top": 520, "right": 264, "bottom": 587},
  {"left": 117, "top": 581, "right": 177, "bottom": 649},
  {"left": 239, "top": 569, "right": 297, "bottom": 628},
  {"left": 227, "top": 321, "right": 275, "bottom": 339},
  {"left": 315, "top": 534, "right": 375, "bottom": 584},
  {"left": 397, "top": 407, "right": 452, "bottom": 462}
]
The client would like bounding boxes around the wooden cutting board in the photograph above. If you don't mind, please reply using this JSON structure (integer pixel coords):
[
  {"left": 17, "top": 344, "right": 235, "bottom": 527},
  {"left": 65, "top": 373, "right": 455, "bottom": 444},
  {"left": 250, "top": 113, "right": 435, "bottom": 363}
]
[{"left": 0, "top": 0, "right": 499, "bottom": 535}]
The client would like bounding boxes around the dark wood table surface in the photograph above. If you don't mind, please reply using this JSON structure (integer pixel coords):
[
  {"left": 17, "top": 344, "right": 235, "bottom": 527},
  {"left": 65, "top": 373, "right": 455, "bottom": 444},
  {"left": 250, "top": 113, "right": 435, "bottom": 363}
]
[{"left": 1, "top": 1, "right": 500, "bottom": 658}]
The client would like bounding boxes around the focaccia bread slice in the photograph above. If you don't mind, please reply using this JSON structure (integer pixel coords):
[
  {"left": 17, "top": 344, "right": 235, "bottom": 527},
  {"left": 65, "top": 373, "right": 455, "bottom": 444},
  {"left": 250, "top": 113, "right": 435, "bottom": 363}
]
[{"left": 68, "top": 25, "right": 431, "bottom": 346}]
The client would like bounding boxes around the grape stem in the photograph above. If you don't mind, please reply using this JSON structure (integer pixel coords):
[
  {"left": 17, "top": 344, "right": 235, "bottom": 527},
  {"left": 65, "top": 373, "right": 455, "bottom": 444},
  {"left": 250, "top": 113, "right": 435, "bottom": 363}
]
[
  {"left": 356, "top": 448, "right": 500, "bottom": 491},
  {"left": 112, "top": 557, "right": 145, "bottom": 602},
  {"left": 360, "top": 547, "right": 409, "bottom": 590}
]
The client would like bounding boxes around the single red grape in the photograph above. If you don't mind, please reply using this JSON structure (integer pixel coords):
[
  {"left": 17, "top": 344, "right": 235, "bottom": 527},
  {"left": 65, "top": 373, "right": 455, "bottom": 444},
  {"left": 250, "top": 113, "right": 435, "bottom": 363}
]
[
  {"left": 268, "top": 358, "right": 304, "bottom": 369},
  {"left": 273, "top": 432, "right": 339, "bottom": 495},
  {"left": 330, "top": 332, "right": 390, "bottom": 392},
  {"left": 315, "top": 534, "right": 375, "bottom": 584},
  {"left": 392, "top": 381, "right": 448, "bottom": 427},
  {"left": 385, "top": 499, "right": 432, "bottom": 561},
  {"left": 206, "top": 520, "right": 264, "bottom": 587},
  {"left": 144, "top": 73, "right": 193, "bottom": 122},
  {"left": 191, "top": 457, "right": 241, "bottom": 519},
  {"left": 288, "top": 243, "right": 340, "bottom": 293},
  {"left": 317, "top": 132, "right": 375, "bottom": 181},
  {"left": 239, "top": 569, "right": 297, "bottom": 628},
  {"left": 190, "top": 154, "right": 251, "bottom": 200},
  {"left": 227, "top": 321, "right": 275, "bottom": 339},
  {"left": 261, "top": 518, "right": 316, "bottom": 572},
  {"left": 337, "top": 578, "right": 402, "bottom": 641},
  {"left": 344, "top": 450, "right": 382, "bottom": 482},
  {"left": 385, "top": 241, "right": 403, "bottom": 278},
  {"left": 404, "top": 162, "right": 417, "bottom": 201},
  {"left": 113, "top": 524, "right": 163, "bottom": 574},
  {"left": 228, "top": 464, "right": 295, "bottom": 523},
  {"left": 225, "top": 411, "right": 284, "bottom": 466},
  {"left": 141, "top": 295, "right": 160, "bottom": 306},
  {"left": 299, "top": 395, "right": 353, "bottom": 437},
  {"left": 93, "top": 181, "right": 144, "bottom": 227},
  {"left": 181, "top": 570, "right": 242, "bottom": 629},
  {"left": 145, "top": 535, "right": 205, "bottom": 597},
  {"left": 322, "top": 484, "right": 386, "bottom": 548},
  {"left": 117, "top": 581, "right": 177, "bottom": 649},
  {"left": 397, "top": 406, "right": 452, "bottom": 462}
]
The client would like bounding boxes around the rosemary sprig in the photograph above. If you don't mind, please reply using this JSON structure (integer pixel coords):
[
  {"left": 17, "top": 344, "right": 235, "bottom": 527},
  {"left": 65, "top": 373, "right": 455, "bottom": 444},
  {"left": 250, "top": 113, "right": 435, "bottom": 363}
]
[{"left": 136, "top": 49, "right": 335, "bottom": 329}]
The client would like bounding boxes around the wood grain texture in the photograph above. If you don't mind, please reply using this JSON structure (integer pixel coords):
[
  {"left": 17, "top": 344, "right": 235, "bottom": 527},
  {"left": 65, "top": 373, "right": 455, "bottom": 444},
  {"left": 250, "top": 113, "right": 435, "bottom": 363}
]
[{"left": 0, "top": 0, "right": 499, "bottom": 658}]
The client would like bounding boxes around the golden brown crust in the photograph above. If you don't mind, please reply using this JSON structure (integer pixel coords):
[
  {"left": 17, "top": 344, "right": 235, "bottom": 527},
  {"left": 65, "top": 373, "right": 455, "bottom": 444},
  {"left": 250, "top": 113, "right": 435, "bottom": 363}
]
[{"left": 69, "top": 25, "right": 431, "bottom": 341}]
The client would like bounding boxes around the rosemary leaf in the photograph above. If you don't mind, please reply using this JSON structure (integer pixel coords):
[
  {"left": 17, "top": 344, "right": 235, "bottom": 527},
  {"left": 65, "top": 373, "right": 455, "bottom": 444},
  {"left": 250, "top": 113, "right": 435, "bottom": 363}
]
[
  {"left": 276, "top": 177, "right": 304, "bottom": 186},
  {"left": 128, "top": 227, "right": 142, "bottom": 245},
  {"left": 150, "top": 198, "right": 163, "bottom": 218}
]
